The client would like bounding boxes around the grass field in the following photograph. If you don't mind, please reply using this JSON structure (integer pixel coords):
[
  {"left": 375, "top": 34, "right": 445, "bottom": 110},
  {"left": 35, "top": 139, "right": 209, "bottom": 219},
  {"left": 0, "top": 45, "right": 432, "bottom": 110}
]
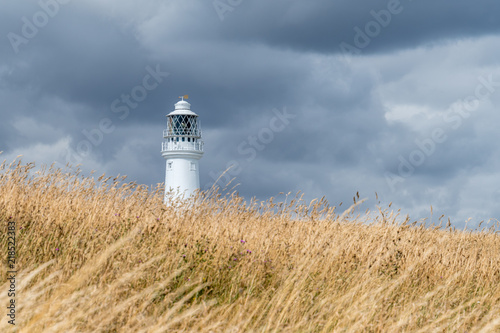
[{"left": 1, "top": 159, "right": 499, "bottom": 332}]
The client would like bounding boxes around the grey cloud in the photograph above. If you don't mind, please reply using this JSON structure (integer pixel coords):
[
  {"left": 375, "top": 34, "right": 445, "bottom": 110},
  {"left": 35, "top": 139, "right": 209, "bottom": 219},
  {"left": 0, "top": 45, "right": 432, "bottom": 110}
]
[{"left": 1, "top": 0, "right": 499, "bottom": 227}]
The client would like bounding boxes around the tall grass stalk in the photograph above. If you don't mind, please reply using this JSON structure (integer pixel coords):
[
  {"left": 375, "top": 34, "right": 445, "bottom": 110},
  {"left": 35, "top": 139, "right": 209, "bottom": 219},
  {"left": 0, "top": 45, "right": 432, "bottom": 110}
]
[{"left": 0, "top": 159, "right": 499, "bottom": 332}]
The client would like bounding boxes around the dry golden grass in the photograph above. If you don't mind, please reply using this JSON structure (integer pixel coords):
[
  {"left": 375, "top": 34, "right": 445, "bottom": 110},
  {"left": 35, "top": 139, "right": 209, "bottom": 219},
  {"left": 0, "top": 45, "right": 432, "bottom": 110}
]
[{"left": 0, "top": 158, "right": 499, "bottom": 332}]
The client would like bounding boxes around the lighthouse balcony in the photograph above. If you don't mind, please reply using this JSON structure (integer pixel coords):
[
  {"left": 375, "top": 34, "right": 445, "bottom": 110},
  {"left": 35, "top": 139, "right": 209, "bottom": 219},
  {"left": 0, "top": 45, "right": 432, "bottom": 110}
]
[
  {"left": 162, "top": 141, "right": 204, "bottom": 152},
  {"left": 163, "top": 129, "right": 201, "bottom": 138}
]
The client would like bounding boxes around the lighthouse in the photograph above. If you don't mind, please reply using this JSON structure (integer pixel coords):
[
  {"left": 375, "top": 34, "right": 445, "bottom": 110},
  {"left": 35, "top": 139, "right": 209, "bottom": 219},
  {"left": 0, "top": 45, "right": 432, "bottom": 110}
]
[{"left": 161, "top": 96, "right": 204, "bottom": 202}]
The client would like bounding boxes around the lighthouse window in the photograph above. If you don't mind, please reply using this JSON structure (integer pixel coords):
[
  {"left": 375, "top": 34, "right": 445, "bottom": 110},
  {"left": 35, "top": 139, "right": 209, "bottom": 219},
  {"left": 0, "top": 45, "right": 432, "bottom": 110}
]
[
  {"left": 182, "top": 137, "right": 185, "bottom": 142},
  {"left": 190, "top": 162, "right": 196, "bottom": 171},
  {"left": 176, "top": 137, "right": 179, "bottom": 142},
  {"left": 167, "top": 162, "right": 173, "bottom": 170},
  {"left": 170, "top": 115, "right": 197, "bottom": 136}
]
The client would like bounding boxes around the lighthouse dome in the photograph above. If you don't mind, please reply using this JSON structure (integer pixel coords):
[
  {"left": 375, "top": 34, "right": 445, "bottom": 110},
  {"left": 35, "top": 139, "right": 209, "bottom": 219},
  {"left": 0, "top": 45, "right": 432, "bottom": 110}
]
[
  {"left": 169, "top": 99, "right": 198, "bottom": 116},
  {"left": 175, "top": 100, "right": 191, "bottom": 110}
]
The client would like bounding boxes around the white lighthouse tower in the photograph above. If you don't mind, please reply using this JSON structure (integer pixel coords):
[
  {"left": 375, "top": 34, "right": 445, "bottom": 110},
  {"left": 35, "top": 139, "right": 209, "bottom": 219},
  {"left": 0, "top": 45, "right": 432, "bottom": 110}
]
[{"left": 161, "top": 96, "right": 204, "bottom": 202}]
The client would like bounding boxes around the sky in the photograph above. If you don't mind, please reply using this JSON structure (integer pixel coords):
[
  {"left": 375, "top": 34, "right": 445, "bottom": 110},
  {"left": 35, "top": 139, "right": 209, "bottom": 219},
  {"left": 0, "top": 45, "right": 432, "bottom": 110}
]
[{"left": 1, "top": 0, "right": 500, "bottom": 228}]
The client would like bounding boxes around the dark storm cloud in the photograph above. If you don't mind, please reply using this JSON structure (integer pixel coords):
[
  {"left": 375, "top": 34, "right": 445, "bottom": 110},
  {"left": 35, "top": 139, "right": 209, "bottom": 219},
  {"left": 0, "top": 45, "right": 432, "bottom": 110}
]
[
  {"left": 212, "top": 0, "right": 500, "bottom": 55},
  {"left": 3, "top": 7, "right": 151, "bottom": 111},
  {"left": 1, "top": 0, "right": 499, "bottom": 226}
]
